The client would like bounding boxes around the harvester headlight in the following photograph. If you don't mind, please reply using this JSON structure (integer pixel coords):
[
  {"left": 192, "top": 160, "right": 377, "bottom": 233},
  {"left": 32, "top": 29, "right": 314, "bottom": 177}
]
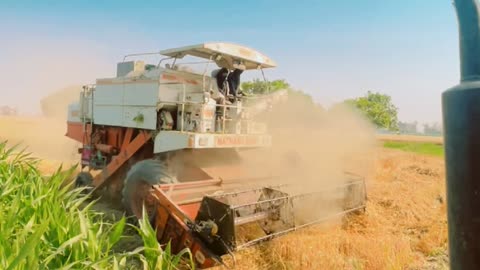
[
  {"left": 211, "top": 222, "right": 218, "bottom": 236},
  {"left": 196, "top": 220, "right": 219, "bottom": 237},
  {"left": 195, "top": 250, "right": 206, "bottom": 264}
]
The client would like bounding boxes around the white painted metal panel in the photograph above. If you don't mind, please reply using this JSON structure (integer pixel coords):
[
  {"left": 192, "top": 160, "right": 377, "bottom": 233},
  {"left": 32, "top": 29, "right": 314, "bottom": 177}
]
[
  {"left": 123, "top": 82, "right": 158, "bottom": 106},
  {"left": 121, "top": 82, "right": 159, "bottom": 130},
  {"left": 122, "top": 106, "right": 157, "bottom": 130},
  {"left": 67, "top": 103, "right": 81, "bottom": 122},
  {"left": 93, "top": 80, "right": 159, "bottom": 129},
  {"left": 154, "top": 131, "right": 272, "bottom": 153},
  {"left": 192, "top": 134, "right": 215, "bottom": 148},
  {"left": 154, "top": 131, "right": 190, "bottom": 153},
  {"left": 94, "top": 84, "right": 124, "bottom": 105},
  {"left": 209, "top": 134, "right": 272, "bottom": 148},
  {"left": 94, "top": 106, "right": 124, "bottom": 126},
  {"left": 158, "top": 84, "right": 182, "bottom": 104},
  {"left": 93, "top": 84, "right": 124, "bottom": 126}
]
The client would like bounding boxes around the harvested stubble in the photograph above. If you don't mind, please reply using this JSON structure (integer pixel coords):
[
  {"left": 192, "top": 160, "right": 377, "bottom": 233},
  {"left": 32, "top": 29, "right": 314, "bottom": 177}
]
[{"left": 213, "top": 148, "right": 447, "bottom": 270}]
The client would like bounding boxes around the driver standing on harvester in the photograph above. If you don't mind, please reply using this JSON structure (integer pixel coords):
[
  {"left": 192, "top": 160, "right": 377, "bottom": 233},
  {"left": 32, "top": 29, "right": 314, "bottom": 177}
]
[{"left": 212, "top": 67, "right": 244, "bottom": 102}]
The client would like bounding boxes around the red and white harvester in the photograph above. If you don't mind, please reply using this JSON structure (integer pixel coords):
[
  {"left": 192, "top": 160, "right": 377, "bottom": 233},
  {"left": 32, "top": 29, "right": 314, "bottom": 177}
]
[{"left": 66, "top": 42, "right": 366, "bottom": 268}]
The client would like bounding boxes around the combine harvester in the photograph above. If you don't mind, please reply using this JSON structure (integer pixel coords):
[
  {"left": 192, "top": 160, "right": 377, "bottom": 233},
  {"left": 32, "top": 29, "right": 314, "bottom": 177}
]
[{"left": 65, "top": 42, "right": 366, "bottom": 268}]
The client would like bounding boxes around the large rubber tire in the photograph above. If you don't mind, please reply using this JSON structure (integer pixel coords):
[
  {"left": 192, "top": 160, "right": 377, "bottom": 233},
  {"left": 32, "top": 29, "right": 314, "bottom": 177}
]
[
  {"left": 75, "top": 172, "right": 93, "bottom": 187},
  {"left": 122, "top": 160, "right": 176, "bottom": 219}
]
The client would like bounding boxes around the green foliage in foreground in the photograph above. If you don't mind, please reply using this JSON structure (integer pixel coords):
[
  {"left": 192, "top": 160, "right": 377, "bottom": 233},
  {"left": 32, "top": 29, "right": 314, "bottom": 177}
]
[
  {"left": 383, "top": 141, "right": 444, "bottom": 157},
  {"left": 0, "top": 142, "right": 193, "bottom": 270}
]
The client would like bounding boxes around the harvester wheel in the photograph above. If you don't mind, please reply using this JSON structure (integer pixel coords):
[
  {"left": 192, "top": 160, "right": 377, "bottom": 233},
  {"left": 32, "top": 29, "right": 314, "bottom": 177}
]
[
  {"left": 75, "top": 171, "right": 93, "bottom": 188},
  {"left": 122, "top": 159, "right": 177, "bottom": 220}
]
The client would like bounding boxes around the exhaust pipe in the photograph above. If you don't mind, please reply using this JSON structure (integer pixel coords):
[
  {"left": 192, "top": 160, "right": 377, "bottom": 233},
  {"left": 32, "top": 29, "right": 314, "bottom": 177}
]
[
  {"left": 443, "top": 0, "right": 480, "bottom": 269},
  {"left": 456, "top": 0, "right": 480, "bottom": 81}
]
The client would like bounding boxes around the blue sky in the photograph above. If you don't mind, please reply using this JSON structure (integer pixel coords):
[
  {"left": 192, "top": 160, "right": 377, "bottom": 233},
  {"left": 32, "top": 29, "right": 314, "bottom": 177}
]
[{"left": 0, "top": 0, "right": 460, "bottom": 123}]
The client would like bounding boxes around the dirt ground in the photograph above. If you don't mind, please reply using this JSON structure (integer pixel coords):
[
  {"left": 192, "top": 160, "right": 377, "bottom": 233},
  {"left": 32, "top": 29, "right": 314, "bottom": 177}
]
[{"left": 0, "top": 116, "right": 448, "bottom": 269}]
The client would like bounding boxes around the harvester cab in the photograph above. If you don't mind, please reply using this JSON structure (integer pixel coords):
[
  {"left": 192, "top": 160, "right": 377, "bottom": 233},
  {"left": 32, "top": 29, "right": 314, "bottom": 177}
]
[{"left": 65, "top": 42, "right": 367, "bottom": 268}]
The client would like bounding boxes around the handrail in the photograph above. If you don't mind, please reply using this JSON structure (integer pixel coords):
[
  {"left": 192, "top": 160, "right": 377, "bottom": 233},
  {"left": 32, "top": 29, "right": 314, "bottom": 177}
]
[
  {"left": 122, "top": 51, "right": 162, "bottom": 62},
  {"left": 158, "top": 80, "right": 283, "bottom": 134},
  {"left": 181, "top": 84, "right": 186, "bottom": 132}
]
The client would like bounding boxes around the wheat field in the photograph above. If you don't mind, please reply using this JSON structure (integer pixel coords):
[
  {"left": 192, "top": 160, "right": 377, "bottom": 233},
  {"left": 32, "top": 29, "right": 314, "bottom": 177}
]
[{"left": 211, "top": 148, "right": 447, "bottom": 270}]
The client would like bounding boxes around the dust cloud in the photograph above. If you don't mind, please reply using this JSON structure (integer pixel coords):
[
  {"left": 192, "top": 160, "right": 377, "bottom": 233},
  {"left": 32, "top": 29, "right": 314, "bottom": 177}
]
[
  {"left": 0, "top": 116, "right": 79, "bottom": 161},
  {"left": 0, "top": 87, "right": 82, "bottom": 164},
  {"left": 240, "top": 90, "right": 377, "bottom": 224},
  {"left": 1, "top": 36, "right": 111, "bottom": 166}
]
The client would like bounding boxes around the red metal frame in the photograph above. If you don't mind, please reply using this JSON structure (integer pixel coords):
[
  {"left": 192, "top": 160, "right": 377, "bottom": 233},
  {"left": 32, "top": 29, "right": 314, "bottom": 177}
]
[
  {"left": 151, "top": 186, "right": 220, "bottom": 268},
  {"left": 92, "top": 129, "right": 152, "bottom": 188},
  {"left": 66, "top": 122, "right": 92, "bottom": 144}
]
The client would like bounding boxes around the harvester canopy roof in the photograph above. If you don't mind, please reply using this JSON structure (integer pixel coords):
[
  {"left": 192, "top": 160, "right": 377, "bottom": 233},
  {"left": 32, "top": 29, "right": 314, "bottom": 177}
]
[{"left": 160, "top": 42, "right": 277, "bottom": 70}]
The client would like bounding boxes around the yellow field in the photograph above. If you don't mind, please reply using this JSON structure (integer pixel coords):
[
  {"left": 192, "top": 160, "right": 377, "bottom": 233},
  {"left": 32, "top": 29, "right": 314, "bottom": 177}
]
[
  {"left": 0, "top": 116, "right": 448, "bottom": 269},
  {"left": 213, "top": 148, "right": 447, "bottom": 270}
]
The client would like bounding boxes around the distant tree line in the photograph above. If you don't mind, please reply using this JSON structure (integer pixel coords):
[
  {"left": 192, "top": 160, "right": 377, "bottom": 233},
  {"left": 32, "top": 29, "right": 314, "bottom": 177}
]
[
  {"left": 398, "top": 121, "right": 418, "bottom": 134},
  {"left": 423, "top": 123, "right": 443, "bottom": 136},
  {"left": 241, "top": 79, "right": 441, "bottom": 135},
  {"left": 398, "top": 121, "right": 443, "bottom": 136}
]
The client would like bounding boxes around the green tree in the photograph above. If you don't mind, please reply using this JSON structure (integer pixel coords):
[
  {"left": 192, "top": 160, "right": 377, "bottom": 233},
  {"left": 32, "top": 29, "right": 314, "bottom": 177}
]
[
  {"left": 241, "top": 79, "right": 315, "bottom": 103},
  {"left": 241, "top": 79, "right": 322, "bottom": 110},
  {"left": 241, "top": 79, "right": 290, "bottom": 94},
  {"left": 344, "top": 91, "right": 399, "bottom": 131}
]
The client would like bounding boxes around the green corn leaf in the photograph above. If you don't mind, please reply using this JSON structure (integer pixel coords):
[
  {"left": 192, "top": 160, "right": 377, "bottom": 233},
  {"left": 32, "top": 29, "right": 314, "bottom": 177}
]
[
  {"left": 6, "top": 221, "right": 48, "bottom": 270},
  {"left": 109, "top": 216, "right": 126, "bottom": 247},
  {"left": 44, "top": 234, "right": 84, "bottom": 263}
]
